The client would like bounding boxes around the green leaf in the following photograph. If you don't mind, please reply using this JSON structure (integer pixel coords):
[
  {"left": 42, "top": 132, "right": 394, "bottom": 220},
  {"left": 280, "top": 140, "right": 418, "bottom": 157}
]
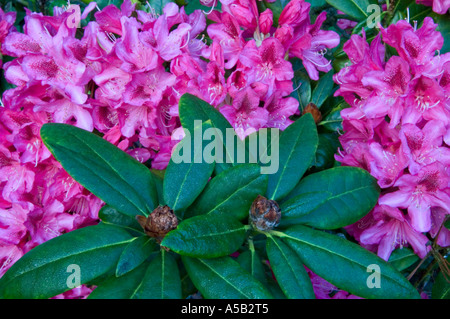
[
  {"left": 184, "top": 164, "right": 268, "bottom": 220},
  {"left": 98, "top": 205, "right": 144, "bottom": 236},
  {"left": 311, "top": 71, "right": 335, "bottom": 109},
  {"left": 40, "top": 123, "right": 158, "bottom": 218},
  {"left": 116, "top": 236, "right": 158, "bottom": 277},
  {"left": 278, "top": 225, "right": 420, "bottom": 299},
  {"left": 88, "top": 262, "right": 150, "bottom": 299},
  {"left": 432, "top": 12, "right": 450, "bottom": 54},
  {"left": 319, "top": 102, "right": 350, "bottom": 132},
  {"left": 0, "top": 223, "right": 134, "bottom": 299},
  {"left": 163, "top": 120, "right": 215, "bottom": 213},
  {"left": 236, "top": 249, "right": 269, "bottom": 286},
  {"left": 284, "top": 166, "right": 380, "bottom": 229},
  {"left": 290, "top": 70, "right": 311, "bottom": 112},
  {"left": 266, "top": 236, "right": 315, "bottom": 299},
  {"left": 263, "top": 0, "right": 289, "bottom": 25},
  {"left": 432, "top": 271, "right": 450, "bottom": 299},
  {"left": 388, "top": 248, "right": 420, "bottom": 272},
  {"left": 145, "top": 0, "right": 173, "bottom": 15},
  {"left": 311, "top": 133, "right": 340, "bottom": 171},
  {"left": 244, "top": 128, "right": 279, "bottom": 169},
  {"left": 444, "top": 218, "right": 450, "bottom": 230},
  {"left": 325, "top": 0, "right": 370, "bottom": 21},
  {"left": 132, "top": 250, "right": 182, "bottom": 299},
  {"left": 178, "top": 93, "right": 234, "bottom": 174},
  {"left": 161, "top": 214, "right": 247, "bottom": 258},
  {"left": 266, "top": 114, "right": 318, "bottom": 201},
  {"left": 392, "top": 0, "right": 414, "bottom": 14},
  {"left": 151, "top": 169, "right": 165, "bottom": 205},
  {"left": 408, "top": 3, "right": 433, "bottom": 24},
  {"left": 182, "top": 256, "right": 273, "bottom": 299},
  {"left": 279, "top": 191, "right": 333, "bottom": 227}
]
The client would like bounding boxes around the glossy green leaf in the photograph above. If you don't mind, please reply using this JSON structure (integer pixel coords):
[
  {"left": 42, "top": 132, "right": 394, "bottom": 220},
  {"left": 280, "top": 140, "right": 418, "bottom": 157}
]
[
  {"left": 178, "top": 93, "right": 234, "bottom": 173},
  {"left": 284, "top": 166, "right": 380, "bottom": 229},
  {"left": 184, "top": 164, "right": 268, "bottom": 220},
  {"left": 408, "top": 3, "right": 433, "bottom": 23},
  {"left": 182, "top": 256, "right": 273, "bottom": 299},
  {"left": 278, "top": 225, "right": 420, "bottom": 299},
  {"left": 88, "top": 262, "right": 150, "bottom": 299},
  {"left": 445, "top": 218, "right": 450, "bottom": 230},
  {"left": 163, "top": 120, "right": 215, "bottom": 213},
  {"left": 266, "top": 236, "right": 315, "bottom": 299},
  {"left": 0, "top": 223, "right": 134, "bottom": 299},
  {"left": 432, "top": 271, "right": 450, "bottom": 299},
  {"left": 244, "top": 128, "right": 279, "bottom": 169},
  {"left": 319, "top": 102, "right": 349, "bottom": 132},
  {"left": 151, "top": 169, "right": 165, "bottom": 205},
  {"left": 392, "top": 0, "right": 414, "bottom": 14},
  {"left": 262, "top": 0, "right": 289, "bottom": 25},
  {"left": 40, "top": 123, "right": 158, "bottom": 218},
  {"left": 279, "top": 191, "right": 333, "bottom": 227},
  {"left": 388, "top": 248, "right": 420, "bottom": 272},
  {"left": 132, "top": 250, "right": 182, "bottom": 299},
  {"left": 266, "top": 113, "right": 318, "bottom": 201},
  {"left": 145, "top": 0, "right": 173, "bottom": 15},
  {"left": 311, "top": 133, "right": 340, "bottom": 171},
  {"left": 311, "top": 71, "right": 335, "bottom": 108},
  {"left": 116, "top": 236, "right": 158, "bottom": 277},
  {"left": 236, "top": 249, "right": 269, "bottom": 286},
  {"left": 325, "top": 0, "right": 370, "bottom": 21},
  {"left": 98, "top": 205, "right": 144, "bottom": 236},
  {"left": 433, "top": 12, "right": 450, "bottom": 53},
  {"left": 161, "top": 214, "right": 247, "bottom": 258},
  {"left": 290, "top": 70, "right": 311, "bottom": 112}
]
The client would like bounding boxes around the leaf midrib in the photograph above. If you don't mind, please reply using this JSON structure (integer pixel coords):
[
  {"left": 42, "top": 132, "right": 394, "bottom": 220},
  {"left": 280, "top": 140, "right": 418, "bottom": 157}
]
[
  {"left": 2, "top": 238, "right": 133, "bottom": 286},
  {"left": 271, "top": 119, "right": 316, "bottom": 200},
  {"left": 281, "top": 231, "right": 414, "bottom": 291},
  {"left": 199, "top": 259, "right": 252, "bottom": 299},
  {"left": 49, "top": 142, "right": 148, "bottom": 216},
  {"left": 269, "top": 237, "right": 309, "bottom": 299},
  {"left": 204, "top": 174, "right": 262, "bottom": 215}
]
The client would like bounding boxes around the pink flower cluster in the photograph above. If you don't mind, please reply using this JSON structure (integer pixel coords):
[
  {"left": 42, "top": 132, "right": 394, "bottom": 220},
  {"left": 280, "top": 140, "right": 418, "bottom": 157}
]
[
  {"left": 335, "top": 17, "right": 450, "bottom": 261},
  {"left": 0, "top": 0, "right": 338, "bottom": 297}
]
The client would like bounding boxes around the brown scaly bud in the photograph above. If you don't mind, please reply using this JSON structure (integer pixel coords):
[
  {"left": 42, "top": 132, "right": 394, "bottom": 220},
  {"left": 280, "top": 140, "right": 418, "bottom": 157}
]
[
  {"left": 302, "top": 103, "right": 322, "bottom": 124},
  {"left": 249, "top": 195, "right": 281, "bottom": 231},
  {"left": 136, "top": 205, "right": 178, "bottom": 243}
]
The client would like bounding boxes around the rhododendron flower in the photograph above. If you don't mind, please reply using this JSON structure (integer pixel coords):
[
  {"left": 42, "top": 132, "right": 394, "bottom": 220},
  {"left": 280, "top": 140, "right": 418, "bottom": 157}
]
[
  {"left": 399, "top": 120, "right": 450, "bottom": 174},
  {"left": 220, "top": 87, "right": 269, "bottom": 139},
  {"left": 239, "top": 37, "right": 294, "bottom": 96},
  {"left": 289, "top": 12, "right": 340, "bottom": 80},
  {"left": 335, "top": 16, "right": 450, "bottom": 261},
  {"left": 359, "top": 205, "right": 430, "bottom": 260},
  {"left": 379, "top": 162, "right": 450, "bottom": 232}
]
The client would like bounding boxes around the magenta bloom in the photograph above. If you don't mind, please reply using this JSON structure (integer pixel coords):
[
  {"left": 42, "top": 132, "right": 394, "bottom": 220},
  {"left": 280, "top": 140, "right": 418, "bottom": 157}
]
[
  {"left": 220, "top": 87, "right": 269, "bottom": 139},
  {"left": 289, "top": 12, "right": 340, "bottom": 80},
  {"left": 239, "top": 37, "right": 294, "bottom": 96},
  {"left": 379, "top": 162, "right": 450, "bottom": 232},
  {"left": 359, "top": 205, "right": 430, "bottom": 260}
]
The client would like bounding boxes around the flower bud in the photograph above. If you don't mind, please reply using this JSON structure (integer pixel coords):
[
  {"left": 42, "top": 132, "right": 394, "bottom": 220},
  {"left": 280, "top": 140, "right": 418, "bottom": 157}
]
[
  {"left": 302, "top": 103, "right": 322, "bottom": 123},
  {"left": 136, "top": 205, "right": 178, "bottom": 242},
  {"left": 278, "top": 0, "right": 311, "bottom": 27},
  {"left": 249, "top": 195, "right": 281, "bottom": 231},
  {"left": 259, "top": 9, "right": 273, "bottom": 35}
]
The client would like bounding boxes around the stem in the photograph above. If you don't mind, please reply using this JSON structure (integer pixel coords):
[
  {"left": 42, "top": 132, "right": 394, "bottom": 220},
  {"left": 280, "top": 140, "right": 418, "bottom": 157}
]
[
  {"left": 415, "top": 259, "right": 437, "bottom": 290},
  {"left": 267, "top": 230, "right": 287, "bottom": 238},
  {"left": 407, "top": 251, "right": 432, "bottom": 281}
]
